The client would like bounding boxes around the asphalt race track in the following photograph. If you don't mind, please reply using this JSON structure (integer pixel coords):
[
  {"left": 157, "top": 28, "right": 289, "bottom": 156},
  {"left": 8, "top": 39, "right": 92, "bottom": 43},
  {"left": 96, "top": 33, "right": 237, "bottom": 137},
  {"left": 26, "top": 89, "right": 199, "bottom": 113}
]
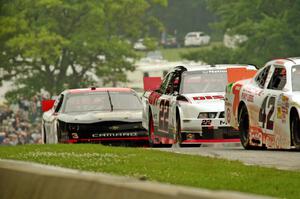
[{"left": 156, "top": 143, "right": 300, "bottom": 171}]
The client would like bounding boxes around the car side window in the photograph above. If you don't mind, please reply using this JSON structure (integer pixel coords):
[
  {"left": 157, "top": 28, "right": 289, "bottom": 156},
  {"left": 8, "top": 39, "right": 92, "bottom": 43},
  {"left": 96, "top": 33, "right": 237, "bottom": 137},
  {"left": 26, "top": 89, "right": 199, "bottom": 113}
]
[
  {"left": 165, "top": 71, "right": 180, "bottom": 95},
  {"left": 255, "top": 65, "right": 271, "bottom": 88},
  {"left": 166, "top": 72, "right": 181, "bottom": 95},
  {"left": 171, "top": 75, "right": 181, "bottom": 94},
  {"left": 159, "top": 73, "right": 173, "bottom": 94},
  {"left": 267, "top": 67, "right": 286, "bottom": 90}
]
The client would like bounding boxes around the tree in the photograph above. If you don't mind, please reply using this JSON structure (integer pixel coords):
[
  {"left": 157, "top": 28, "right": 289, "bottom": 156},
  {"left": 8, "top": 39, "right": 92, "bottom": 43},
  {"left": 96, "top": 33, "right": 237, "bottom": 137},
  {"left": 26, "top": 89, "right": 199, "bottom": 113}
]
[
  {"left": 149, "top": 0, "right": 216, "bottom": 41},
  {"left": 0, "top": 0, "right": 167, "bottom": 102},
  {"left": 182, "top": 0, "right": 300, "bottom": 67}
]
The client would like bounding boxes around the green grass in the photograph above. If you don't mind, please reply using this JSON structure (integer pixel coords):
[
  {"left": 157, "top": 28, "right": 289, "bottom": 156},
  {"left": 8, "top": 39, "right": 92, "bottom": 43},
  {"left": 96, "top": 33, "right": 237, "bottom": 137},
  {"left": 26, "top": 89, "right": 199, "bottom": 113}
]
[
  {"left": 0, "top": 144, "right": 299, "bottom": 198},
  {"left": 160, "top": 47, "right": 200, "bottom": 61}
]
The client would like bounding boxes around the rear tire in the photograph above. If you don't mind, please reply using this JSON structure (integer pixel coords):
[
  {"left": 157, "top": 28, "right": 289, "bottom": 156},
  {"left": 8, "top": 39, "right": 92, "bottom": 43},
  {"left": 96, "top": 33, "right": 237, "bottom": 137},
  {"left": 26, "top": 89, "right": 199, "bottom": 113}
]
[{"left": 291, "top": 111, "right": 300, "bottom": 150}]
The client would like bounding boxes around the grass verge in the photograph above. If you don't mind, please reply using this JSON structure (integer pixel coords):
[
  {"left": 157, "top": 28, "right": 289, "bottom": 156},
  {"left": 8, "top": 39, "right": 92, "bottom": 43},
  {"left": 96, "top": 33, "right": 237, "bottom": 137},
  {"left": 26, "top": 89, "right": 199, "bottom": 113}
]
[
  {"left": 136, "top": 42, "right": 222, "bottom": 61},
  {"left": 0, "top": 144, "right": 299, "bottom": 199}
]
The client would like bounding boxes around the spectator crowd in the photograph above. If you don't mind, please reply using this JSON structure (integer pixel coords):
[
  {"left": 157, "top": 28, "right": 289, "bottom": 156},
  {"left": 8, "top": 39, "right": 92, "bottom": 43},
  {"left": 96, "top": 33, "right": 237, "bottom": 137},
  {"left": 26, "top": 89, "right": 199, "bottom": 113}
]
[{"left": 0, "top": 96, "right": 43, "bottom": 145}]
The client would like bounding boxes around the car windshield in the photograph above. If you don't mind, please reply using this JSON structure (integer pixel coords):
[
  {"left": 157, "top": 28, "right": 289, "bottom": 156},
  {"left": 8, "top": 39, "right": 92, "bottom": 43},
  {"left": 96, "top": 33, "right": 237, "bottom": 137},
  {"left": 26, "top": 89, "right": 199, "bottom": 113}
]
[
  {"left": 110, "top": 92, "right": 142, "bottom": 110},
  {"left": 187, "top": 33, "right": 197, "bottom": 38},
  {"left": 63, "top": 91, "right": 142, "bottom": 113},
  {"left": 180, "top": 70, "right": 228, "bottom": 94},
  {"left": 292, "top": 65, "right": 300, "bottom": 91}
]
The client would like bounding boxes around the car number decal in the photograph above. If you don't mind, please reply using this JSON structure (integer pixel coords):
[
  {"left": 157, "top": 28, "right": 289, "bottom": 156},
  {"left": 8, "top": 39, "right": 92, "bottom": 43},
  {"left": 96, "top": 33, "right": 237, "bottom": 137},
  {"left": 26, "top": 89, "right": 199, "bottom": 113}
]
[
  {"left": 158, "top": 99, "right": 170, "bottom": 132},
  {"left": 259, "top": 96, "right": 276, "bottom": 130},
  {"left": 201, "top": 120, "right": 212, "bottom": 125}
]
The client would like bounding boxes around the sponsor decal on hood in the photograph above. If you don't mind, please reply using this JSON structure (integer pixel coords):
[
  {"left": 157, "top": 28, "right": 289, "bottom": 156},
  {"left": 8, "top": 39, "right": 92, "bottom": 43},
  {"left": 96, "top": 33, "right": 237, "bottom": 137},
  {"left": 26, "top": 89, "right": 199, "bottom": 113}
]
[{"left": 183, "top": 92, "right": 225, "bottom": 102}]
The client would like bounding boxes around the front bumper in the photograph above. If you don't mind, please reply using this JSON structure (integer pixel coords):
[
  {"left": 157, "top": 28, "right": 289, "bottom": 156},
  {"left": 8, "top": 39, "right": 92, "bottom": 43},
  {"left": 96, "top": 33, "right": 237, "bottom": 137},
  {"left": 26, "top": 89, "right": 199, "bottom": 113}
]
[
  {"left": 181, "top": 118, "right": 229, "bottom": 131},
  {"left": 61, "top": 130, "right": 148, "bottom": 144},
  {"left": 180, "top": 119, "right": 240, "bottom": 144},
  {"left": 58, "top": 120, "right": 148, "bottom": 144}
]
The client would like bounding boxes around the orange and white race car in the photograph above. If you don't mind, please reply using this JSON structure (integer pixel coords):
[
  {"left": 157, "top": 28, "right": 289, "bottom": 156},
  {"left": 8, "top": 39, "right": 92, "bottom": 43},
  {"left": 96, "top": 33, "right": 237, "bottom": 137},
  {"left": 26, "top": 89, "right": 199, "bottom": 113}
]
[{"left": 225, "top": 57, "right": 300, "bottom": 149}]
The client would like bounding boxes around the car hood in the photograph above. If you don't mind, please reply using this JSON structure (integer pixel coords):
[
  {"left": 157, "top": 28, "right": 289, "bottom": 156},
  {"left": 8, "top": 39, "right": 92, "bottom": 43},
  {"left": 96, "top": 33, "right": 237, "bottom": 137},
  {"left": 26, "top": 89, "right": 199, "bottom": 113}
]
[
  {"left": 57, "top": 110, "right": 142, "bottom": 124},
  {"left": 181, "top": 92, "right": 225, "bottom": 111},
  {"left": 290, "top": 92, "right": 300, "bottom": 106}
]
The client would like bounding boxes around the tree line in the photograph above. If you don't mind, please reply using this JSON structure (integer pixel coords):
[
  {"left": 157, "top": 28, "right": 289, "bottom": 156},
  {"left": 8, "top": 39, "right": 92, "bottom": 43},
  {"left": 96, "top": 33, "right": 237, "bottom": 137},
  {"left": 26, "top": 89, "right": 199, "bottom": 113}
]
[
  {"left": 1, "top": 0, "right": 299, "bottom": 102},
  {"left": 0, "top": 0, "right": 167, "bottom": 102},
  {"left": 182, "top": 0, "right": 300, "bottom": 67}
]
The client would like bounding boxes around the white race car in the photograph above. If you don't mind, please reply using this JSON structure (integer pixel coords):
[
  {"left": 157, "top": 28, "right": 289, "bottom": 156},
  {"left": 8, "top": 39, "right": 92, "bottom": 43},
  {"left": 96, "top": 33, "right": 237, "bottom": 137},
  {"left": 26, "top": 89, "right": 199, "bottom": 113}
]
[
  {"left": 142, "top": 64, "right": 256, "bottom": 147},
  {"left": 225, "top": 57, "right": 300, "bottom": 149}
]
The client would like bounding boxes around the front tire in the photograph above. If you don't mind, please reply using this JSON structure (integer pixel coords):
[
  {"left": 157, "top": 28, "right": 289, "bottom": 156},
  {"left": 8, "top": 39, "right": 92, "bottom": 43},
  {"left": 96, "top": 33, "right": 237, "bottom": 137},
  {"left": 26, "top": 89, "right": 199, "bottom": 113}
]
[
  {"left": 239, "top": 105, "right": 251, "bottom": 149},
  {"left": 57, "top": 126, "right": 62, "bottom": 143},
  {"left": 291, "top": 111, "right": 300, "bottom": 149},
  {"left": 148, "top": 112, "right": 158, "bottom": 147},
  {"left": 43, "top": 124, "right": 47, "bottom": 144}
]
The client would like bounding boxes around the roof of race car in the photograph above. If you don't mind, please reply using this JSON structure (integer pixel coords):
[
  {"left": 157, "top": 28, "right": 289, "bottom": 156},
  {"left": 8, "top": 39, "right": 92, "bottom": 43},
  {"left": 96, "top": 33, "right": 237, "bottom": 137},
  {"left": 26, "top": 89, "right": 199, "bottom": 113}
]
[
  {"left": 63, "top": 87, "right": 133, "bottom": 94},
  {"left": 266, "top": 57, "right": 300, "bottom": 68},
  {"left": 173, "top": 64, "right": 257, "bottom": 72}
]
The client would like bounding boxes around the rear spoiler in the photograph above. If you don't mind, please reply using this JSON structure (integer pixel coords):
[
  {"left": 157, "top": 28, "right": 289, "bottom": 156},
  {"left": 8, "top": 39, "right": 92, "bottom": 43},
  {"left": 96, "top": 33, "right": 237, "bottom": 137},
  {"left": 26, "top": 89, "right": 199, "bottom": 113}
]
[
  {"left": 41, "top": 100, "right": 55, "bottom": 112},
  {"left": 143, "top": 77, "right": 162, "bottom": 91},
  {"left": 227, "top": 68, "right": 257, "bottom": 84}
]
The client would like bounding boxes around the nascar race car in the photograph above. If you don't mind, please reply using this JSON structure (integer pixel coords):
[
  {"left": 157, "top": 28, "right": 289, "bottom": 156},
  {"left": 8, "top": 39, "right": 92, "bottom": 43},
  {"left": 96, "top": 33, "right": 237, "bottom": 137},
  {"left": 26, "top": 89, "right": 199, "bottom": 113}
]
[
  {"left": 142, "top": 64, "right": 257, "bottom": 147},
  {"left": 42, "top": 87, "right": 148, "bottom": 145},
  {"left": 225, "top": 57, "right": 300, "bottom": 149}
]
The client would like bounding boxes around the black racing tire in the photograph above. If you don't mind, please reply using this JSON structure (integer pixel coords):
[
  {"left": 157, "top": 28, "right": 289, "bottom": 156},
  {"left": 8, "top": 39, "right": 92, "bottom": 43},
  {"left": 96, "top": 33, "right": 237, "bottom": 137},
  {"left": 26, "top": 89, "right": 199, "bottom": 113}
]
[
  {"left": 238, "top": 105, "right": 252, "bottom": 149},
  {"left": 291, "top": 111, "right": 300, "bottom": 150},
  {"left": 148, "top": 112, "right": 158, "bottom": 148},
  {"left": 57, "top": 126, "right": 62, "bottom": 143},
  {"left": 176, "top": 114, "right": 201, "bottom": 148},
  {"left": 43, "top": 125, "right": 47, "bottom": 144}
]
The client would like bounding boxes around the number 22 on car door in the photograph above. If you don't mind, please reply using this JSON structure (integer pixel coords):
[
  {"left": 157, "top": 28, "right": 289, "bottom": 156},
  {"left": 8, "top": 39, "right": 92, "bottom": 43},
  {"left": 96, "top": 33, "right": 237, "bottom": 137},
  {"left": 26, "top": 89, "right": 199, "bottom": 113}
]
[{"left": 158, "top": 99, "right": 170, "bottom": 133}]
